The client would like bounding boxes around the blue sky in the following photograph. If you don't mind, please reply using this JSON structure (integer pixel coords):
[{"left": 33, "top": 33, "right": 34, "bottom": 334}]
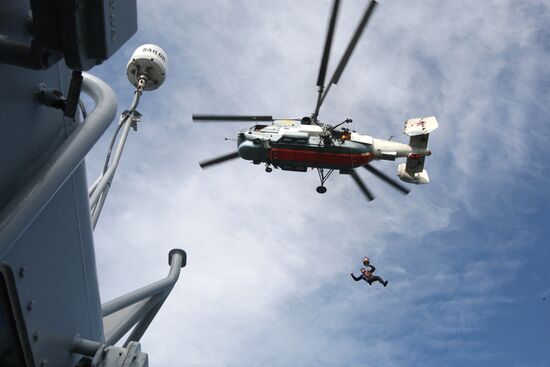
[{"left": 86, "top": 1, "right": 550, "bottom": 366}]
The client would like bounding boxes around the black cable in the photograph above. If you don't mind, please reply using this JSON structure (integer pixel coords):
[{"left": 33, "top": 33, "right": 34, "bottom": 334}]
[
  {"left": 64, "top": 71, "right": 83, "bottom": 119},
  {"left": 78, "top": 100, "right": 87, "bottom": 120}
]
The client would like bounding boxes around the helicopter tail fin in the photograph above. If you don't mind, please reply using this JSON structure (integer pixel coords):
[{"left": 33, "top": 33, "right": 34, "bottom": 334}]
[
  {"left": 398, "top": 116, "right": 438, "bottom": 184},
  {"left": 403, "top": 116, "right": 438, "bottom": 137}
]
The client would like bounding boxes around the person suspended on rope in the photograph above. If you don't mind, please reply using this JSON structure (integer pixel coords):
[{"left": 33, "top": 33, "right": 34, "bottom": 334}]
[{"left": 351, "top": 257, "right": 388, "bottom": 287}]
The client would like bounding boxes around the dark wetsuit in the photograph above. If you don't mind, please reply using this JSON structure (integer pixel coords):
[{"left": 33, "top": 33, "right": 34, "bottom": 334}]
[{"left": 351, "top": 264, "right": 387, "bottom": 286}]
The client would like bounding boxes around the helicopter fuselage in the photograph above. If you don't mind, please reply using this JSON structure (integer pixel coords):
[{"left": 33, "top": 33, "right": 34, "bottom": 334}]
[
  {"left": 236, "top": 120, "right": 418, "bottom": 172},
  {"left": 194, "top": 0, "right": 438, "bottom": 197}
]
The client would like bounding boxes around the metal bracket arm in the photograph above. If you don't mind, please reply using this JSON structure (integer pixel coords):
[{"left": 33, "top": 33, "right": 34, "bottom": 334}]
[
  {"left": 101, "top": 249, "right": 186, "bottom": 346},
  {"left": 101, "top": 249, "right": 186, "bottom": 317}
]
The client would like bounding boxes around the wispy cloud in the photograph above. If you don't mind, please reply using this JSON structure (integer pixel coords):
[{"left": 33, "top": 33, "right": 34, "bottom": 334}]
[{"left": 86, "top": 0, "right": 550, "bottom": 366}]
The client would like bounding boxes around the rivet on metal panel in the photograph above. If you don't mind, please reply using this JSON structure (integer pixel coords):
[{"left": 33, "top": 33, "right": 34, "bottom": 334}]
[
  {"left": 33, "top": 330, "right": 41, "bottom": 341},
  {"left": 18, "top": 266, "right": 27, "bottom": 278}
]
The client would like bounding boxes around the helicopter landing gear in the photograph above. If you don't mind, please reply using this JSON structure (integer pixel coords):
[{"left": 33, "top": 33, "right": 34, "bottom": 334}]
[
  {"left": 265, "top": 164, "right": 273, "bottom": 173},
  {"left": 316, "top": 168, "right": 334, "bottom": 194}
]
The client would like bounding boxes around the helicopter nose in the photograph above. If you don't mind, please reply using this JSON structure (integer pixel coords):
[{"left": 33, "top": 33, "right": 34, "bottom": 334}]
[{"left": 238, "top": 140, "right": 267, "bottom": 162}]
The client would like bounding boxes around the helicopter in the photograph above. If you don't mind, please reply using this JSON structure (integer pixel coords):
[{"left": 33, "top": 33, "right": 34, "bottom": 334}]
[{"left": 193, "top": 0, "right": 438, "bottom": 201}]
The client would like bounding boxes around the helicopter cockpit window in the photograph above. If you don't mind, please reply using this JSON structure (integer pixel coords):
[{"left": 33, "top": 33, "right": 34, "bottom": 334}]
[
  {"left": 253, "top": 125, "right": 268, "bottom": 131},
  {"left": 260, "top": 126, "right": 280, "bottom": 134},
  {"left": 0, "top": 267, "right": 31, "bottom": 367}
]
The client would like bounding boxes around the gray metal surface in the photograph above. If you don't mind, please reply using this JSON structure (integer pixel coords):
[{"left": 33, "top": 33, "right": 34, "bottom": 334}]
[
  {"left": 73, "top": 339, "right": 149, "bottom": 367},
  {"left": 1, "top": 1, "right": 138, "bottom": 71},
  {"left": 2, "top": 164, "right": 105, "bottom": 366},
  {"left": 1, "top": 4, "right": 114, "bottom": 364},
  {"left": 0, "top": 73, "right": 117, "bottom": 256},
  {"left": 90, "top": 342, "right": 148, "bottom": 367},
  {"left": 0, "top": 37, "right": 43, "bottom": 70}
]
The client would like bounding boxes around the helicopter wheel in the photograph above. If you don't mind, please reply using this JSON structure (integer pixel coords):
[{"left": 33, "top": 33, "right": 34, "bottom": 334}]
[
  {"left": 265, "top": 166, "right": 273, "bottom": 173},
  {"left": 316, "top": 186, "right": 327, "bottom": 194}
]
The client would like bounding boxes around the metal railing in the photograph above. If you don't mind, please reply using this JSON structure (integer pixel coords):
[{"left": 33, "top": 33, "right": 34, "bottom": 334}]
[{"left": 0, "top": 73, "right": 117, "bottom": 257}]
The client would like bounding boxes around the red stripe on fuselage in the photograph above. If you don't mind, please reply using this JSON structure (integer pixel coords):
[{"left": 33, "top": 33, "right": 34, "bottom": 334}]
[{"left": 269, "top": 148, "right": 373, "bottom": 169}]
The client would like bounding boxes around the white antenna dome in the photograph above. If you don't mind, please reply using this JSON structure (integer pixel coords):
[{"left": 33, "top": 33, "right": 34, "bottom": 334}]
[{"left": 126, "top": 44, "right": 168, "bottom": 91}]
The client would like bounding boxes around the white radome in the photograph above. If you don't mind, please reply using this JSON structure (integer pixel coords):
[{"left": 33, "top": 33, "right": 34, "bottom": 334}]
[{"left": 126, "top": 44, "right": 168, "bottom": 91}]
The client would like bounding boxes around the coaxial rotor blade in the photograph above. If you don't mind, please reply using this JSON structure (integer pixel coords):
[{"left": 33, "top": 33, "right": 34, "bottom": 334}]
[
  {"left": 313, "top": 0, "right": 341, "bottom": 121},
  {"left": 193, "top": 114, "right": 274, "bottom": 122},
  {"left": 363, "top": 164, "right": 410, "bottom": 195},
  {"left": 316, "top": 0, "right": 378, "bottom": 115},
  {"left": 350, "top": 170, "right": 375, "bottom": 201},
  {"left": 330, "top": 0, "right": 378, "bottom": 86},
  {"left": 316, "top": 0, "right": 340, "bottom": 89},
  {"left": 199, "top": 151, "right": 240, "bottom": 169}
]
